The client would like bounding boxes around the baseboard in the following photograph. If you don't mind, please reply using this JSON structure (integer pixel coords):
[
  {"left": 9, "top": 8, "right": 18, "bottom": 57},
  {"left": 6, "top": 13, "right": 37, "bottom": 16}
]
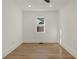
[
  {"left": 23, "top": 41, "right": 58, "bottom": 44},
  {"left": 61, "top": 43, "right": 77, "bottom": 58},
  {"left": 2, "top": 40, "right": 23, "bottom": 58},
  {"left": 23, "top": 40, "right": 58, "bottom": 43}
]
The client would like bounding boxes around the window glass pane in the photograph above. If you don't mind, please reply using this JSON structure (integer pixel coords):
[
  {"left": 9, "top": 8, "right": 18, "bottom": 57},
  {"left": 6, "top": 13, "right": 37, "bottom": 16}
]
[{"left": 37, "top": 26, "right": 44, "bottom": 32}]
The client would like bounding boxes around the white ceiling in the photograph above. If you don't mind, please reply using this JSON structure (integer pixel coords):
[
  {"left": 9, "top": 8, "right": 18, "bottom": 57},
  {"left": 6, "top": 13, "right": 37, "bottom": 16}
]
[{"left": 14, "top": 0, "right": 72, "bottom": 11}]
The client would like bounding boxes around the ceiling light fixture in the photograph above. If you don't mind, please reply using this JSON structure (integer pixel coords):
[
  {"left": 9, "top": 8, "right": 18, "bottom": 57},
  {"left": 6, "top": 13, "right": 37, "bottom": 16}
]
[
  {"left": 44, "top": 0, "right": 50, "bottom": 3},
  {"left": 49, "top": 5, "right": 52, "bottom": 7},
  {"left": 28, "top": 5, "right": 31, "bottom": 7}
]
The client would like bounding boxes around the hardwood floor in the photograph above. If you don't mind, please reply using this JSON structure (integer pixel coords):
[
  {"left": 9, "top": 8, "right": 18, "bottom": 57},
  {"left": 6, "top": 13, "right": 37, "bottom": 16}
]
[{"left": 4, "top": 43, "right": 75, "bottom": 59}]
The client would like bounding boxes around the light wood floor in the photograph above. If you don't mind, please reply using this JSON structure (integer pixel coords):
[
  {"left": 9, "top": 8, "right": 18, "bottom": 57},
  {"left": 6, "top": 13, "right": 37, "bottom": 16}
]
[{"left": 4, "top": 43, "right": 75, "bottom": 59}]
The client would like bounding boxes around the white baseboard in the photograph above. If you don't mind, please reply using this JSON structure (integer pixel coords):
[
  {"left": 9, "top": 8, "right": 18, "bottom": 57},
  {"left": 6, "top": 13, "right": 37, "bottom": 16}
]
[
  {"left": 61, "top": 43, "right": 77, "bottom": 58},
  {"left": 23, "top": 40, "right": 58, "bottom": 43},
  {"left": 2, "top": 40, "right": 23, "bottom": 58},
  {"left": 23, "top": 41, "right": 58, "bottom": 43}
]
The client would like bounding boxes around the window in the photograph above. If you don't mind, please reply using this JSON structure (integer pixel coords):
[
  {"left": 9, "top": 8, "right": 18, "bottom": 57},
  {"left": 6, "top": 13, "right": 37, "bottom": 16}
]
[{"left": 37, "top": 16, "right": 45, "bottom": 32}]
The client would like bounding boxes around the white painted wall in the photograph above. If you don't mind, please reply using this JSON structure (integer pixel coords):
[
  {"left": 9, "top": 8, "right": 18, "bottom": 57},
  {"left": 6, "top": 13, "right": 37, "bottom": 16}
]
[
  {"left": 59, "top": 0, "right": 77, "bottom": 58},
  {"left": 2, "top": 0, "right": 23, "bottom": 57},
  {"left": 23, "top": 11, "right": 59, "bottom": 43}
]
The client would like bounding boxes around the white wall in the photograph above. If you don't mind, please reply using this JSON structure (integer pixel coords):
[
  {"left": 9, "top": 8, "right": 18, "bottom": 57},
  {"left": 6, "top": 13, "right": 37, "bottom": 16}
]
[
  {"left": 23, "top": 11, "right": 59, "bottom": 43},
  {"left": 2, "top": 0, "right": 23, "bottom": 58},
  {"left": 59, "top": 0, "right": 77, "bottom": 58}
]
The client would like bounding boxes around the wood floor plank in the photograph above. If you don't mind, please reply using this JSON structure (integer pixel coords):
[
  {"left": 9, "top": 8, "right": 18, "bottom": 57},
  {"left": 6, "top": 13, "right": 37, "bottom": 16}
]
[{"left": 3, "top": 43, "right": 76, "bottom": 59}]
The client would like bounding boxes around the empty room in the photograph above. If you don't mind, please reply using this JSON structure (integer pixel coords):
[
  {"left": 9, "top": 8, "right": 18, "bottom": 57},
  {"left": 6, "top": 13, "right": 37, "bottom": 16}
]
[{"left": 2, "top": 0, "right": 77, "bottom": 59}]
